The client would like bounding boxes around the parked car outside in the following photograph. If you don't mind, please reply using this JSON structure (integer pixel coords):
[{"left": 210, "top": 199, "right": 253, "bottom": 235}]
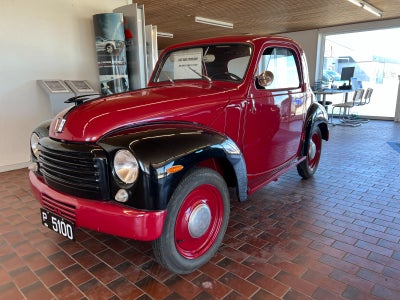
[{"left": 322, "top": 69, "right": 342, "bottom": 88}]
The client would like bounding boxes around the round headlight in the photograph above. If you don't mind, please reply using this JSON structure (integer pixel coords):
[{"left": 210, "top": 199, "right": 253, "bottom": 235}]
[
  {"left": 113, "top": 150, "right": 139, "bottom": 184},
  {"left": 30, "top": 133, "right": 40, "bottom": 158}
]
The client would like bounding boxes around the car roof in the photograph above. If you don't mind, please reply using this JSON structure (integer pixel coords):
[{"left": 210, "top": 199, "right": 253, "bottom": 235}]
[{"left": 164, "top": 35, "right": 300, "bottom": 52}]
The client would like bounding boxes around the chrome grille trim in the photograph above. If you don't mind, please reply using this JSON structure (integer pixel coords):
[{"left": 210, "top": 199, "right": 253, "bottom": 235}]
[
  {"left": 42, "top": 193, "right": 76, "bottom": 222},
  {"left": 38, "top": 138, "right": 110, "bottom": 200}
]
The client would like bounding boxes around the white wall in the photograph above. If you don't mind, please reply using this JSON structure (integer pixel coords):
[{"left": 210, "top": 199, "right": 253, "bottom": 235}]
[
  {"left": 0, "top": 0, "right": 128, "bottom": 171},
  {"left": 281, "top": 29, "right": 319, "bottom": 84}
]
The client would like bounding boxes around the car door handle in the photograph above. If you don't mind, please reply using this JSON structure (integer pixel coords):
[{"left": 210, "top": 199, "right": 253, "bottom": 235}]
[{"left": 250, "top": 94, "right": 256, "bottom": 114}]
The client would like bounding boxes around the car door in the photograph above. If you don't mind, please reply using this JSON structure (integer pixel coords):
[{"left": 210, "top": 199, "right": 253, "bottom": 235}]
[{"left": 243, "top": 45, "right": 306, "bottom": 188}]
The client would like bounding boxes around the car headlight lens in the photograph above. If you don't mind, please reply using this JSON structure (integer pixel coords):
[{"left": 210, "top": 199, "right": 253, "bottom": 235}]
[
  {"left": 113, "top": 150, "right": 139, "bottom": 184},
  {"left": 30, "top": 133, "right": 40, "bottom": 158}
]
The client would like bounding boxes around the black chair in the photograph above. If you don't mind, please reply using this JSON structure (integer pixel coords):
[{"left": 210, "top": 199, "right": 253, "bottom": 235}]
[
  {"left": 318, "top": 98, "right": 332, "bottom": 111},
  {"left": 313, "top": 81, "right": 333, "bottom": 111}
]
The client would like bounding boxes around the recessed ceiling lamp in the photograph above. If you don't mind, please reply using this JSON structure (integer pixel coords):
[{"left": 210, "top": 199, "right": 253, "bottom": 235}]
[
  {"left": 157, "top": 32, "right": 174, "bottom": 38},
  {"left": 195, "top": 16, "right": 233, "bottom": 29},
  {"left": 346, "top": 0, "right": 383, "bottom": 17}
]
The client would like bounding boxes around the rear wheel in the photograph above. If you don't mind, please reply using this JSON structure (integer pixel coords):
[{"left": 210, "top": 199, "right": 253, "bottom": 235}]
[
  {"left": 297, "top": 125, "right": 322, "bottom": 179},
  {"left": 152, "top": 167, "right": 229, "bottom": 274}
]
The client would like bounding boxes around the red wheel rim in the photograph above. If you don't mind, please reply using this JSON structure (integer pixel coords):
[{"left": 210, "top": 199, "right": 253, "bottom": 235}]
[
  {"left": 308, "top": 132, "right": 321, "bottom": 169},
  {"left": 174, "top": 184, "right": 224, "bottom": 259}
]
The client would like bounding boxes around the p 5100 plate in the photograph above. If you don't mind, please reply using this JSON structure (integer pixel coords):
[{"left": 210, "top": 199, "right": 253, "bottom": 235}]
[{"left": 40, "top": 208, "right": 75, "bottom": 240}]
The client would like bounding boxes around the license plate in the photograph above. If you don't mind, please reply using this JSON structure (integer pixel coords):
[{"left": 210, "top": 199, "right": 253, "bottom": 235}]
[{"left": 40, "top": 208, "right": 75, "bottom": 240}]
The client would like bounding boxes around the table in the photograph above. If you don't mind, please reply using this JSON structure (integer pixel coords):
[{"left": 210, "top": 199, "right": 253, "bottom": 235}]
[
  {"left": 314, "top": 89, "right": 360, "bottom": 126},
  {"left": 314, "top": 89, "right": 353, "bottom": 107}
]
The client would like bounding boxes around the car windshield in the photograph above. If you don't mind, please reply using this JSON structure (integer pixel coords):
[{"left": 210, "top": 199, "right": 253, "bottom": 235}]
[{"left": 154, "top": 44, "right": 252, "bottom": 83}]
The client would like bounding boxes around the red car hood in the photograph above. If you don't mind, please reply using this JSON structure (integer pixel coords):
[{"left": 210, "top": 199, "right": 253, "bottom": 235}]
[{"left": 50, "top": 83, "right": 235, "bottom": 142}]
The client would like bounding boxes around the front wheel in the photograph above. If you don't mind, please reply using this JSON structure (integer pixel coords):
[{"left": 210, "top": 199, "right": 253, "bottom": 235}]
[
  {"left": 297, "top": 125, "right": 322, "bottom": 179},
  {"left": 152, "top": 168, "right": 230, "bottom": 274}
]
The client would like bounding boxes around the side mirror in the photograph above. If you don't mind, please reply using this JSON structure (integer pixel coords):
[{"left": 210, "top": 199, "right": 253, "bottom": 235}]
[{"left": 257, "top": 71, "right": 274, "bottom": 87}]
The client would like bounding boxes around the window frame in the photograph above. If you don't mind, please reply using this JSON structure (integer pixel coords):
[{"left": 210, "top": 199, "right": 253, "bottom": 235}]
[{"left": 256, "top": 46, "right": 302, "bottom": 90}]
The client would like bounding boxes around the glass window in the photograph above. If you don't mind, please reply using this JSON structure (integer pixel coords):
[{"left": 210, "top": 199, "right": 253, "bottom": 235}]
[
  {"left": 154, "top": 44, "right": 251, "bottom": 83},
  {"left": 257, "top": 47, "right": 300, "bottom": 89},
  {"left": 321, "top": 28, "right": 400, "bottom": 118}
]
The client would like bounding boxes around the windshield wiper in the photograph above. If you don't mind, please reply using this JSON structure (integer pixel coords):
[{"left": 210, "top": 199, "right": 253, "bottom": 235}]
[
  {"left": 188, "top": 66, "right": 212, "bottom": 83},
  {"left": 160, "top": 71, "right": 174, "bottom": 84}
]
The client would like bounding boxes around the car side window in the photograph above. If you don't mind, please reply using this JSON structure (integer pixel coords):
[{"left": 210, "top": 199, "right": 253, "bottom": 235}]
[{"left": 257, "top": 47, "right": 300, "bottom": 90}]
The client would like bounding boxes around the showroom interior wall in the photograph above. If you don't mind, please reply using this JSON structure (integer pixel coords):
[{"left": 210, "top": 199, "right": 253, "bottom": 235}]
[
  {"left": 0, "top": 0, "right": 398, "bottom": 172},
  {"left": 0, "top": 0, "right": 129, "bottom": 172},
  {"left": 281, "top": 30, "right": 319, "bottom": 83}
]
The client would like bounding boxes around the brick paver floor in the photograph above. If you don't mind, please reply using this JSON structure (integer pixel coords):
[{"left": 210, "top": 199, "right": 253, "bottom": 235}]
[{"left": 1, "top": 120, "right": 400, "bottom": 299}]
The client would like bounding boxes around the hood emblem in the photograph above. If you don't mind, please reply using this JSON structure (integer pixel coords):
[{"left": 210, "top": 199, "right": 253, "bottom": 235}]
[{"left": 54, "top": 118, "right": 66, "bottom": 133}]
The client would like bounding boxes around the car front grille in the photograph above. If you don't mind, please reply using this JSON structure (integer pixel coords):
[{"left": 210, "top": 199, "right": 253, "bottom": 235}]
[
  {"left": 38, "top": 137, "right": 110, "bottom": 200},
  {"left": 42, "top": 193, "right": 76, "bottom": 222}
]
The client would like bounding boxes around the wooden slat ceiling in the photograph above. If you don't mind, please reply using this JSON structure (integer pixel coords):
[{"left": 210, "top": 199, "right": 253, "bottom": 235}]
[{"left": 139, "top": 0, "right": 400, "bottom": 49}]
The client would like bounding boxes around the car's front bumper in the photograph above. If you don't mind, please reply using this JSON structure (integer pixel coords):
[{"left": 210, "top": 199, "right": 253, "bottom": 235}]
[{"left": 29, "top": 171, "right": 166, "bottom": 241}]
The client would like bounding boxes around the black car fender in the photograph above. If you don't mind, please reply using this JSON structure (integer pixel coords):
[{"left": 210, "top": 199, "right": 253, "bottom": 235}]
[
  {"left": 99, "top": 124, "right": 248, "bottom": 211},
  {"left": 301, "top": 102, "right": 329, "bottom": 156}
]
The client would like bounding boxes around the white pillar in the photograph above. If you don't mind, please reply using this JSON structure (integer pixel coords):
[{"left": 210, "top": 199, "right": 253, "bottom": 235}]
[{"left": 395, "top": 75, "right": 400, "bottom": 122}]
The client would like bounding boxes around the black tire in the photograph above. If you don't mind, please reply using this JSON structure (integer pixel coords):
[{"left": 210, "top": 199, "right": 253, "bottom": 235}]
[
  {"left": 297, "top": 125, "right": 322, "bottom": 179},
  {"left": 152, "top": 167, "right": 230, "bottom": 274}
]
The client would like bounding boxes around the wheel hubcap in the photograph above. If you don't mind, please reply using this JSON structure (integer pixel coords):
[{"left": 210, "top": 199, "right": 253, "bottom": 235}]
[
  {"left": 309, "top": 139, "right": 316, "bottom": 160},
  {"left": 174, "top": 184, "right": 223, "bottom": 259},
  {"left": 188, "top": 203, "right": 211, "bottom": 238}
]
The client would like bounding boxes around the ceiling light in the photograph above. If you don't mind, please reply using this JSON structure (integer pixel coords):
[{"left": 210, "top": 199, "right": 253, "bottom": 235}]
[
  {"left": 195, "top": 16, "right": 233, "bottom": 29},
  {"left": 157, "top": 32, "right": 174, "bottom": 38},
  {"left": 362, "top": 2, "right": 383, "bottom": 17},
  {"left": 347, "top": 0, "right": 362, "bottom": 7},
  {"left": 346, "top": 0, "right": 382, "bottom": 17}
]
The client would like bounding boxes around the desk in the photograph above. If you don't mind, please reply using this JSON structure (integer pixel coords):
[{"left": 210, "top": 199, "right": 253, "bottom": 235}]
[{"left": 314, "top": 89, "right": 353, "bottom": 107}]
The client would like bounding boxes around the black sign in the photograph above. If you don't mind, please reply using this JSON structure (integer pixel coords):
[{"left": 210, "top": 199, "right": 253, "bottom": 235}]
[{"left": 40, "top": 208, "right": 75, "bottom": 240}]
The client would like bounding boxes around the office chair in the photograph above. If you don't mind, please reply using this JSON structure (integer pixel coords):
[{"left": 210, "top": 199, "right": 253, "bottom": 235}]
[
  {"left": 353, "top": 87, "right": 373, "bottom": 123},
  {"left": 331, "top": 88, "right": 364, "bottom": 126},
  {"left": 318, "top": 99, "right": 332, "bottom": 111},
  {"left": 360, "top": 87, "right": 373, "bottom": 105}
]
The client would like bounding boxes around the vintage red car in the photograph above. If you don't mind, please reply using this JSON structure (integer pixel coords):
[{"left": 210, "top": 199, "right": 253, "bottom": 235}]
[{"left": 29, "top": 35, "right": 329, "bottom": 273}]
